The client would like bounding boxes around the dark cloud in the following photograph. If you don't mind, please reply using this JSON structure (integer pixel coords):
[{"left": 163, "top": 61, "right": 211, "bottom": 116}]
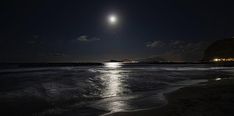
[
  {"left": 77, "top": 35, "right": 100, "bottom": 42},
  {"left": 26, "top": 35, "right": 41, "bottom": 45},
  {"left": 27, "top": 40, "right": 37, "bottom": 44}
]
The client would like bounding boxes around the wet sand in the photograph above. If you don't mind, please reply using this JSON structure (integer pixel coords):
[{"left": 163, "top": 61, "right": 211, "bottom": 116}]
[{"left": 108, "top": 78, "right": 234, "bottom": 116}]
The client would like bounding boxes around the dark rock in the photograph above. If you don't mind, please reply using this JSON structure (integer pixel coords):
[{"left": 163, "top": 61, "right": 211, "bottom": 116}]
[{"left": 203, "top": 38, "right": 234, "bottom": 61}]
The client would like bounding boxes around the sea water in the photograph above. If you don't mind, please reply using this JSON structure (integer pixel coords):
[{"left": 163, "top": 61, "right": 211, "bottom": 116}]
[{"left": 0, "top": 63, "right": 233, "bottom": 116}]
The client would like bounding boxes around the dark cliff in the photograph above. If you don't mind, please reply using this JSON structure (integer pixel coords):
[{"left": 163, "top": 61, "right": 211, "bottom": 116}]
[{"left": 203, "top": 38, "right": 234, "bottom": 61}]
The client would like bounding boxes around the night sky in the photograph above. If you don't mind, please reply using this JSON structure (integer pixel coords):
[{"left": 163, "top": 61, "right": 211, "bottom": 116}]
[{"left": 1, "top": 0, "right": 234, "bottom": 62}]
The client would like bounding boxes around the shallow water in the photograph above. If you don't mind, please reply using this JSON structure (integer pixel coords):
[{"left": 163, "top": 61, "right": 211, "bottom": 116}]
[{"left": 0, "top": 63, "right": 233, "bottom": 116}]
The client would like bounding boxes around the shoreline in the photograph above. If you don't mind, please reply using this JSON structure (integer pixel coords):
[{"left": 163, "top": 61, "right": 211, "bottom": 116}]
[{"left": 107, "top": 78, "right": 234, "bottom": 116}]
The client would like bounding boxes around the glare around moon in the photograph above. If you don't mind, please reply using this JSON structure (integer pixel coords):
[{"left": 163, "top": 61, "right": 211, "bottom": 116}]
[{"left": 108, "top": 14, "right": 118, "bottom": 25}]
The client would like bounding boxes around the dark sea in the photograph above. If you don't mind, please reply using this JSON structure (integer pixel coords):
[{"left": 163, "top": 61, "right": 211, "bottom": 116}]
[{"left": 0, "top": 63, "right": 234, "bottom": 116}]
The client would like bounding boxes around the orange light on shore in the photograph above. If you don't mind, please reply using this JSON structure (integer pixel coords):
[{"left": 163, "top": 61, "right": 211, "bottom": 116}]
[
  {"left": 212, "top": 58, "right": 234, "bottom": 62},
  {"left": 213, "top": 58, "right": 220, "bottom": 62}
]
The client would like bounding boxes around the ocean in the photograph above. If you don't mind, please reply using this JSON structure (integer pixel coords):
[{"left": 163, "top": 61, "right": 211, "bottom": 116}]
[{"left": 0, "top": 63, "right": 234, "bottom": 116}]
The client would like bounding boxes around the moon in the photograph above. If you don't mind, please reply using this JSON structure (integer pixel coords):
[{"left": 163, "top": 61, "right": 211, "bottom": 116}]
[{"left": 108, "top": 14, "right": 118, "bottom": 25}]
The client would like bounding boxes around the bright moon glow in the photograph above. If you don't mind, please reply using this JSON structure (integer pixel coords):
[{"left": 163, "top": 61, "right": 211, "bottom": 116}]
[{"left": 108, "top": 14, "right": 118, "bottom": 25}]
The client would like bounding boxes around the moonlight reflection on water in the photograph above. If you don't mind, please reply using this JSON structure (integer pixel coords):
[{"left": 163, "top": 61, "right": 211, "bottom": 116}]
[
  {"left": 98, "top": 62, "right": 130, "bottom": 112},
  {"left": 103, "top": 62, "right": 124, "bottom": 97},
  {"left": 104, "top": 62, "right": 122, "bottom": 68}
]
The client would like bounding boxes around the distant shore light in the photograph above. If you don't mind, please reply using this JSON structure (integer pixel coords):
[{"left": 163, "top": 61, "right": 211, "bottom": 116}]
[
  {"left": 212, "top": 58, "right": 234, "bottom": 62},
  {"left": 213, "top": 58, "right": 220, "bottom": 62}
]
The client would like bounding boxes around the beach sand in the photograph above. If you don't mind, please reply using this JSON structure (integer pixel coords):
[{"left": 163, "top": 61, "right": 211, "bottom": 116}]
[{"left": 108, "top": 78, "right": 234, "bottom": 116}]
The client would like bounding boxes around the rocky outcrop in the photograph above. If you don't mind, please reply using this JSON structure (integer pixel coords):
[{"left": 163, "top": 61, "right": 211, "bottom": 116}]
[{"left": 203, "top": 38, "right": 234, "bottom": 61}]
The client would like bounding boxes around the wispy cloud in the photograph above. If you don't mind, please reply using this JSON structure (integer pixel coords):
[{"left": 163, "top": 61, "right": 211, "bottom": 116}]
[
  {"left": 146, "top": 41, "right": 164, "bottom": 48},
  {"left": 77, "top": 35, "right": 100, "bottom": 42}
]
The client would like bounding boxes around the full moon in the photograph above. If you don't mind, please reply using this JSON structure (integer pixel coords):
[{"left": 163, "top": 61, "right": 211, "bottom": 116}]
[{"left": 108, "top": 14, "right": 118, "bottom": 25}]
